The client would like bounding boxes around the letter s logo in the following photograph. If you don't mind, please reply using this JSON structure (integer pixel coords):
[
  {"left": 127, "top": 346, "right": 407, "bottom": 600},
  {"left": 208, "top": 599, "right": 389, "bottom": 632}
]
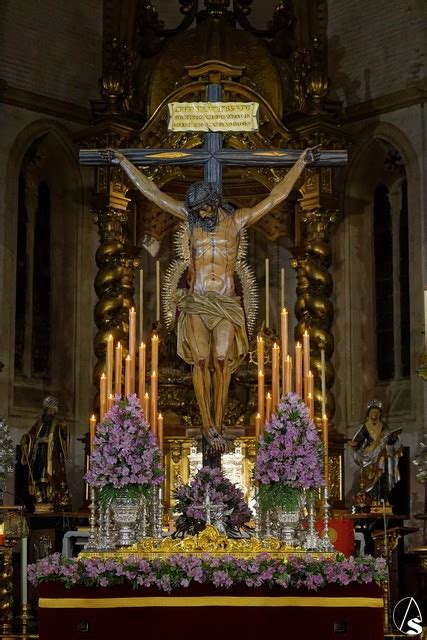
[
  {"left": 393, "top": 597, "right": 423, "bottom": 636},
  {"left": 406, "top": 617, "right": 422, "bottom": 635}
]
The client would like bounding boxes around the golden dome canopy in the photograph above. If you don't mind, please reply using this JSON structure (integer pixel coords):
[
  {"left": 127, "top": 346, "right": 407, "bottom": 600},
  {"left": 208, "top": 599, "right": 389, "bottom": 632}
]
[{"left": 146, "top": 17, "right": 283, "bottom": 118}]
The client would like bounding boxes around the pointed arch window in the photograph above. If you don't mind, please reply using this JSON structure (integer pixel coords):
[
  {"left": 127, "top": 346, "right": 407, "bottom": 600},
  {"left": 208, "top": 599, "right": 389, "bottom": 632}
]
[
  {"left": 14, "top": 155, "right": 52, "bottom": 379},
  {"left": 373, "top": 179, "right": 410, "bottom": 380}
]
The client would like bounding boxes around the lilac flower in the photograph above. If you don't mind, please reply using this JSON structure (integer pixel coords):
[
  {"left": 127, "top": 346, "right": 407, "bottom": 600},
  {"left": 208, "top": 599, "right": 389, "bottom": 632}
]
[
  {"left": 84, "top": 395, "right": 164, "bottom": 501},
  {"left": 28, "top": 553, "right": 387, "bottom": 592},
  {"left": 255, "top": 393, "right": 324, "bottom": 490},
  {"left": 174, "top": 467, "right": 252, "bottom": 536}
]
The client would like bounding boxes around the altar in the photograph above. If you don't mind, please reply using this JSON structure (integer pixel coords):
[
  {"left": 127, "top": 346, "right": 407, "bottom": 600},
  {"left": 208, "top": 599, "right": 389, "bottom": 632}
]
[{"left": 38, "top": 582, "right": 384, "bottom": 640}]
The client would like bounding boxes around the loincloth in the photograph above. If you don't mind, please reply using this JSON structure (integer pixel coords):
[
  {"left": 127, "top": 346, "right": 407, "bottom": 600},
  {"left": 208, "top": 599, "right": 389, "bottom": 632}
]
[{"left": 175, "top": 290, "right": 249, "bottom": 373}]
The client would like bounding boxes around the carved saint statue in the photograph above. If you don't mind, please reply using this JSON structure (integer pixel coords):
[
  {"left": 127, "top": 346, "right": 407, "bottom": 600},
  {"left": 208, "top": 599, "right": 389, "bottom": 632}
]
[
  {"left": 349, "top": 399, "right": 402, "bottom": 505},
  {"left": 20, "top": 396, "right": 71, "bottom": 510},
  {"left": 106, "top": 146, "right": 320, "bottom": 461}
]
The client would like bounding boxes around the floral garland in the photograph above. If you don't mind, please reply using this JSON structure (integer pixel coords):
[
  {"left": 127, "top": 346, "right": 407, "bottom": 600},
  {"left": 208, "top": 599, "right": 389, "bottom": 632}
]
[
  {"left": 84, "top": 395, "right": 164, "bottom": 504},
  {"left": 255, "top": 393, "right": 324, "bottom": 510},
  {"left": 174, "top": 467, "right": 252, "bottom": 537},
  {"left": 28, "top": 552, "right": 387, "bottom": 592}
]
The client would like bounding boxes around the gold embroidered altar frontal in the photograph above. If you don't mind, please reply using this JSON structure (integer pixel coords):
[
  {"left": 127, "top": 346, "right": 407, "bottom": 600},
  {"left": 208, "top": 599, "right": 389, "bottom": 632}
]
[
  {"left": 39, "top": 595, "right": 383, "bottom": 609},
  {"left": 79, "top": 525, "right": 335, "bottom": 561}
]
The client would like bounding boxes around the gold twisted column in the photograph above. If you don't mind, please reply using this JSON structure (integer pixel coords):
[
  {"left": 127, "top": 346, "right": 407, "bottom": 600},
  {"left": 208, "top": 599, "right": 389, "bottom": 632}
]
[
  {"left": 0, "top": 541, "right": 15, "bottom": 634},
  {"left": 295, "top": 208, "right": 337, "bottom": 426},
  {"left": 292, "top": 202, "right": 346, "bottom": 506},
  {"left": 92, "top": 176, "right": 139, "bottom": 402}
]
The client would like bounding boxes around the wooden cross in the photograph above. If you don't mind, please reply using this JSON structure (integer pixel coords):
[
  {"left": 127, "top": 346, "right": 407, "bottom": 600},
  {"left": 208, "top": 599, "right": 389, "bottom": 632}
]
[{"left": 80, "top": 83, "right": 347, "bottom": 192}]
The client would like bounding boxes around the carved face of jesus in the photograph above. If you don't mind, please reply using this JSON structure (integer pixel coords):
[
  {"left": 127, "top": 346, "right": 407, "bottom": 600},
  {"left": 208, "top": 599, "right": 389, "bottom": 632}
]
[{"left": 197, "top": 204, "right": 214, "bottom": 219}]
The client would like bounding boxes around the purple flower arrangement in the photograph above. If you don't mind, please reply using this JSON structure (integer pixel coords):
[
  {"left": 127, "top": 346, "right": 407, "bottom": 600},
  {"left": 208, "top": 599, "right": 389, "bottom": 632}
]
[
  {"left": 174, "top": 467, "right": 252, "bottom": 537},
  {"left": 84, "top": 395, "right": 164, "bottom": 504},
  {"left": 255, "top": 393, "right": 324, "bottom": 510},
  {"left": 28, "top": 552, "right": 387, "bottom": 592}
]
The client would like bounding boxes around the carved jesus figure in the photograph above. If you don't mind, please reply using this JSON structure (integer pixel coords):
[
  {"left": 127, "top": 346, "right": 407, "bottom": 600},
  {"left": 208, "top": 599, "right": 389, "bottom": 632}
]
[{"left": 107, "top": 146, "right": 320, "bottom": 460}]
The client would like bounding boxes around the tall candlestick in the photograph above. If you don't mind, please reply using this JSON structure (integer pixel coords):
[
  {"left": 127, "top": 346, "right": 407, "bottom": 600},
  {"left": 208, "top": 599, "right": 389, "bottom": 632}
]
[
  {"left": 143, "top": 392, "right": 150, "bottom": 421},
  {"left": 125, "top": 355, "right": 132, "bottom": 396},
  {"left": 115, "top": 341, "right": 123, "bottom": 396},
  {"left": 272, "top": 342, "right": 280, "bottom": 408},
  {"left": 138, "top": 342, "right": 146, "bottom": 402},
  {"left": 295, "top": 342, "right": 302, "bottom": 396},
  {"left": 89, "top": 414, "right": 97, "bottom": 453},
  {"left": 100, "top": 373, "right": 107, "bottom": 421},
  {"left": 322, "top": 413, "right": 329, "bottom": 488},
  {"left": 255, "top": 413, "right": 261, "bottom": 439},
  {"left": 257, "top": 335, "right": 264, "bottom": 374},
  {"left": 129, "top": 307, "right": 137, "bottom": 388},
  {"left": 151, "top": 333, "right": 159, "bottom": 374},
  {"left": 107, "top": 394, "right": 114, "bottom": 411},
  {"left": 156, "top": 260, "right": 161, "bottom": 323},
  {"left": 307, "top": 370, "right": 314, "bottom": 401},
  {"left": 158, "top": 413, "right": 164, "bottom": 453},
  {"left": 21, "top": 536, "right": 28, "bottom": 608},
  {"left": 257, "top": 370, "right": 265, "bottom": 426},
  {"left": 285, "top": 355, "right": 292, "bottom": 395},
  {"left": 139, "top": 269, "right": 144, "bottom": 342},
  {"left": 281, "top": 308, "right": 288, "bottom": 396},
  {"left": 150, "top": 370, "right": 158, "bottom": 433},
  {"left": 106, "top": 334, "right": 114, "bottom": 398},
  {"left": 280, "top": 267, "right": 285, "bottom": 311},
  {"left": 265, "top": 392, "right": 272, "bottom": 423},
  {"left": 265, "top": 258, "right": 269, "bottom": 328},
  {"left": 307, "top": 392, "right": 314, "bottom": 419},
  {"left": 129, "top": 308, "right": 136, "bottom": 359},
  {"left": 302, "top": 330, "right": 310, "bottom": 400},
  {"left": 321, "top": 349, "right": 326, "bottom": 416}
]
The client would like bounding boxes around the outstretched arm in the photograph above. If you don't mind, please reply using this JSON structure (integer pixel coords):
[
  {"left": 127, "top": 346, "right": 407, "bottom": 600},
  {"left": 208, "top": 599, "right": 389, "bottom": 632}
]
[
  {"left": 104, "top": 149, "right": 187, "bottom": 220},
  {"left": 236, "top": 146, "right": 321, "bottom": 228}
]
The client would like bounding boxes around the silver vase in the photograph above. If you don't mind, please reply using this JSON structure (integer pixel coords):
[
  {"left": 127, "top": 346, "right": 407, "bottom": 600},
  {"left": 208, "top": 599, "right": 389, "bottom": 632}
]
[
  {"left": 111, "top": 495, "right": 140, "bottom": 547},
  {"left": 275, "top": 506, "right": 301, "bottom": 545}
]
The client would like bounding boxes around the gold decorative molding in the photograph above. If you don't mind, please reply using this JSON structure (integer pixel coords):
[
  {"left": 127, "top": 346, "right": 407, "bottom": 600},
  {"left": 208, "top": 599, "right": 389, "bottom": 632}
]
[{"left": 80, "top": 525, "right": 335, "bottom": 561}]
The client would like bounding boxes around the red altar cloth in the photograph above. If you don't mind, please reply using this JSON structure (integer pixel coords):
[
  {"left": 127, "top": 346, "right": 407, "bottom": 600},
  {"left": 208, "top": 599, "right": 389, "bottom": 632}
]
[{"left": 38, "top": 582, "right": 383, "bottom": 640}]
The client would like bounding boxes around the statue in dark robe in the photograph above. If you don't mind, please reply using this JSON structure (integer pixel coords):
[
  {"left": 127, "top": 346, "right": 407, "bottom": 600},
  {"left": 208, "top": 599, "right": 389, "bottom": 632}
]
[{"left": 20, "top": 396, "right": 71, "bottom": 511}]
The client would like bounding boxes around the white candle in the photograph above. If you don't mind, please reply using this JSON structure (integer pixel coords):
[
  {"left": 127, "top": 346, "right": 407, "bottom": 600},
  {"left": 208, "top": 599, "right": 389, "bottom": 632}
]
[
  {"left": 258, "top": 370, "right": 265, "bottom": 426},
  {"left": 255, "top": 413, "right": 261, "bottom": 439},
  {"left": 158, "top": 413, "right": 164, "bottom": 453},
  {"left": 139, "top": 269, "right": 144, "bottom": 342},
  {"left": 106, "top": 334, "right": 114, "bottom": 398},
  {"left": 321, "top": 349, "right": 326, "bottom": 416},
  {"left": 156, "top": 260, "right": 161, "bottom": 323},
  {"left": 272, "top": 343, "right": 280, "bottom": 409},
  {"left": 138, "top": 342, "right": 146, "bottom": 402},
  {"left": 280, "top": 267, "right": 285, "bottom": 311},
  {"left": 281, "top": 308, "right": 288, "bottom": 396},
  {"left": 265, "top": 258, "right": 269, "bottom": 328},
  {"left": 302, "top": 330, "right": 310, "bottom": 400},
  {"left": 100, "top": 373, "right": 107, "bottom": 421},
  {"left": 21, "top": 536, "right": 28, "bottom": 606},
  {"left": 295, "top": 342, "right": 302, "bottom": 396}
]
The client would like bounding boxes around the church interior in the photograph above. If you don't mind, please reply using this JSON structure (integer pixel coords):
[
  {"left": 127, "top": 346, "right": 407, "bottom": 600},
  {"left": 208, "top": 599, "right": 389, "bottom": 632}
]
[{"left": 0, "top": 1, "right": 426, "bottom": 638}]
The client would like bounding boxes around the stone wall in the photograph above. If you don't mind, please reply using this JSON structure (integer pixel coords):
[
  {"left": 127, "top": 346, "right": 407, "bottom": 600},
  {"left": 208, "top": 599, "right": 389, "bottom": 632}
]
[
  {"left": 0, "top": 0, "right": 102, "bottom": 107},
  {"left": 328, "top": 0, "right": 425, "bottom": 106}
]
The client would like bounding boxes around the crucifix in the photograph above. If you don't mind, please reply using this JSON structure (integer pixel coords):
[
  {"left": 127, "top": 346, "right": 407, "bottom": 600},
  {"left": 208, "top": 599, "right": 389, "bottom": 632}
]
[{"left": 80, "top": 75, "right": 347, "bottom": 468}]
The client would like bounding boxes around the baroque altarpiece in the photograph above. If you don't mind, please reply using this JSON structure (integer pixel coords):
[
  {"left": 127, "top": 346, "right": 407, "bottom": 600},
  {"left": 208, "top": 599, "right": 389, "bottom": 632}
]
[{"left": 76, "top": 0, "right": 351, "bottom": 512}]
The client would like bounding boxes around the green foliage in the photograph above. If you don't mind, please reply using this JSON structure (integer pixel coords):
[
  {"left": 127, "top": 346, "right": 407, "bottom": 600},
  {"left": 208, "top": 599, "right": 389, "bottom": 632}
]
[{"left": 257, "top": 483, "right": 302, "bottom": 511}]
